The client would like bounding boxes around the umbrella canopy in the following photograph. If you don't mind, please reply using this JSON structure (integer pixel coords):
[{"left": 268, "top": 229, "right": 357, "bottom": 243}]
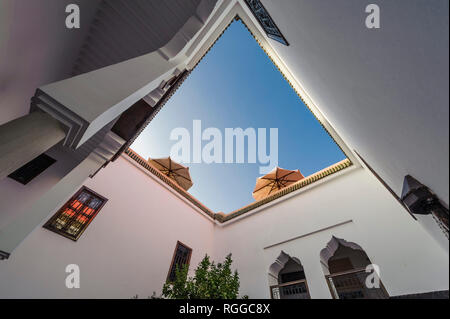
[
  {"left": 148, "top": 157, "right": 193, "bottom": 191},
  {"left": 252, "top": 167, "right": 304, "bottom": 201}
]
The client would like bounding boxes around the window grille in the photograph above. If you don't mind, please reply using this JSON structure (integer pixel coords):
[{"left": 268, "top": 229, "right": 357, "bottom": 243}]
[
  {"left": 43, "top": 186, "right": 107, "bottom": 241},
  {"left": 167, "top": 241, "right": 192, "bottom": 282}
]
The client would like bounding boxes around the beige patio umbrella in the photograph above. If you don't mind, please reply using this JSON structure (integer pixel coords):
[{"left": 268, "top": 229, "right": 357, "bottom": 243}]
[
  {"left": 252, "top": 167, "right": 304, "bottom": 201},
  {"left": 148, "top": 157, "right": 193, "bottom": 191}
]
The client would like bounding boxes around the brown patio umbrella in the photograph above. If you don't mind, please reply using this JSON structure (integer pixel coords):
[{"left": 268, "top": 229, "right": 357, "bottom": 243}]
[
  {"left": 148, "top": 157, "right": 193, "bottom": 191},
  {"left": 252, "top": 167, "right": 304, "bottom": 201}
]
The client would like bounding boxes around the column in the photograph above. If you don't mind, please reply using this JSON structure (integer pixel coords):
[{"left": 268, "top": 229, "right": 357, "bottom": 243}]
[{"left": 0, "top": 131, "right": 124, "bottom": 259}]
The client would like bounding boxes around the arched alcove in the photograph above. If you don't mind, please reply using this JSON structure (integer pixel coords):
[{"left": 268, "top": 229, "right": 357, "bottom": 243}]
[
  {"left": 268, "top": 251, "right": 310, "bottom": 299},
  {"left": 320, "top": 236, "right": 388, "bottom": 299},
  {"left": 320, "top": 236, "right": 366, "bottom": 275}
]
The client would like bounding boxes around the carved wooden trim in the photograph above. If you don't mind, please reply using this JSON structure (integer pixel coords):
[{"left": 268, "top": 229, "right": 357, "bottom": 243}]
[{"left": 244, "top": 0, "right": 289, "bottom": 45}]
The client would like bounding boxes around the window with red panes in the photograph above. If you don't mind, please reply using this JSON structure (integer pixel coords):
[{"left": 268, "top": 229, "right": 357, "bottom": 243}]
[{"left": 43, "top": 186, "right": 107, "bottom": 241}]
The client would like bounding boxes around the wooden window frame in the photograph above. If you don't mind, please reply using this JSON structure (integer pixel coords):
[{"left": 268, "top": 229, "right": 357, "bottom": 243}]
[
  {"left": 166, "top": 241, "right": 193, "bottom": 283},
  {"left": 43, "top": 186, "right": 108, "bottom": 241}
]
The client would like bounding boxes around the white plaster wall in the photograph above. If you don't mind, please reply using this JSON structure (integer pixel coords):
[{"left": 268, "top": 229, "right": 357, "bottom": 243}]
[
  {"left": 0, "top": 157, "right": 448, "bottom": 298},
  {"left": 0, "top": 146, "right": 81, "bottom": 228},
  {"left": 0, "top": 156, "right": 215, "bottom": 298},
  {"left": 213, "top": 166, "right": 449, "bottom": 299},
  {"left": 258, "top": 0, "right": 449, "bottom": 204},
  {"left": 0, "top": 0, "right": 101, "bottom": 125}
]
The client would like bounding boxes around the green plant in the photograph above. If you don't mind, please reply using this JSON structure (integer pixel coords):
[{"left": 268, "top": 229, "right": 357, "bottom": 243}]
[{"left": 162, "top": 254, "right": 242, "bottom": 299}]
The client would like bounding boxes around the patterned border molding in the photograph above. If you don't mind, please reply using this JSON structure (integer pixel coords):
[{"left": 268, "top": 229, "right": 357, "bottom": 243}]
[
  {"left": 159, "top": 16, "right": 350, "bottom": 166},
  {"left": 244, "top": 0, "right": 289, "bottom": 45},
  {"left": 125, "top": 149, "right": 352, "bottom": 224},
  {"left": 121, "top": 12, "right": 354, "bottom": 223},
  {"left": 31, "top": 89, "right": 88, "bottom": 149},
  {"left": 125, "top": 149, "right": 216, "bottom": 220},
  {"left": 232, "top": 17, "right": 350, "bottom": 159},
  {"left": 217, "top": 159, "right": 352, "bottom": 223},
  {"left": 117, "top": 15, "right": 351, "bottom": 173}
]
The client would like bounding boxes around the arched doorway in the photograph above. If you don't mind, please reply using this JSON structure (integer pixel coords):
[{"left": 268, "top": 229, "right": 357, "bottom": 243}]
[
  {"left": 320, "top": 236, "right": 389, "bottom": 299},
  {"left": 268, "top": 251, "right": 311, "bottom": 299}
]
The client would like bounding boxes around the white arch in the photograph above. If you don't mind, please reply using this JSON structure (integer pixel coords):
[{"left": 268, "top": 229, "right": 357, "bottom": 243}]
[
  {"left": 319, "top": 236, "right": 365, "bottom": 273},
  {"left": 268, "top": 251, "right": 302, "bottom": 286}
]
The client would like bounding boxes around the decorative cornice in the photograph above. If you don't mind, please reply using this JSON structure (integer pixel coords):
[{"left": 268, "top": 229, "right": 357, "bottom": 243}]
[
  {"left": 125, "top": 149, "right": 352, "bottom": 224},
  {"left": 121, "top": 11, "right": 354, "bottom": 223},
  {"left": 31, "top": 89, "right": 88, "bottom": 149},
  {"left": 118, "top": 14, "right": 352, "bottom": 171},
  {"left": 187, "top": 15, "right": 351, "bottom": 163},
  {"left": 125, "top": 149, "right": 216, "bottom": 220},
  {"left": 234, "top": 17, "right": 349, "bottom": 160},
  {"left": 217, "top": 159, "right": 353, "bottom": 223}
]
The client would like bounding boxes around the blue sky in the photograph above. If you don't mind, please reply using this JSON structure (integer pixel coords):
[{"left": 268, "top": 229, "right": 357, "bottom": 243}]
[{"left": 132, "top": 21, "right": 345, "bottom": 213}]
